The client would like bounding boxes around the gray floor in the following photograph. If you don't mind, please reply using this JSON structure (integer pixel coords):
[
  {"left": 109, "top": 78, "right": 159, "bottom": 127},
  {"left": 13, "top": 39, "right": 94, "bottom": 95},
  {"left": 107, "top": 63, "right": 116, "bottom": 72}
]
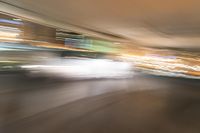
[{"left": 0, "top": 73, "right": 200, "bottom": 133}]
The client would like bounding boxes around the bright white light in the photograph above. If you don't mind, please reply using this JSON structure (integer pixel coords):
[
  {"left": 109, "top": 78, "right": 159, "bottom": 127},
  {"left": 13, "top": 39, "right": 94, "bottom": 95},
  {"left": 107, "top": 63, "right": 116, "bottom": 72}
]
[
  {"left": 0, "top": 25, "right": 21, "bottom": 38},
  {"left": 21, "top": 59, "right": 133, "bottom": 79},
  {"left": 0, "top": 31, "right": 20, "bottom": 38}
]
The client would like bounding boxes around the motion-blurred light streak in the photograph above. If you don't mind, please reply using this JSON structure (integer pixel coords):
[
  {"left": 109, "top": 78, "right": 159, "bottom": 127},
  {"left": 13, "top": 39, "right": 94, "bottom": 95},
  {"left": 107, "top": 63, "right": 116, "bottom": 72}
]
[
  {"left": 0, "top": 13, "right": 199, "bottom": 79},
  {"left": 21, "top": 59, "right": 133, "bottom": 78}
]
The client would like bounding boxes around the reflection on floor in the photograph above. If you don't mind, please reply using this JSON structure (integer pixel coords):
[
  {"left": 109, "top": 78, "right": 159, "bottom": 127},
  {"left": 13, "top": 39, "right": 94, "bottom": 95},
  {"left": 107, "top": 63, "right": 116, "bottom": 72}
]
[{"left": 0, "top": 73, "right": 200, "bottom": 133}]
